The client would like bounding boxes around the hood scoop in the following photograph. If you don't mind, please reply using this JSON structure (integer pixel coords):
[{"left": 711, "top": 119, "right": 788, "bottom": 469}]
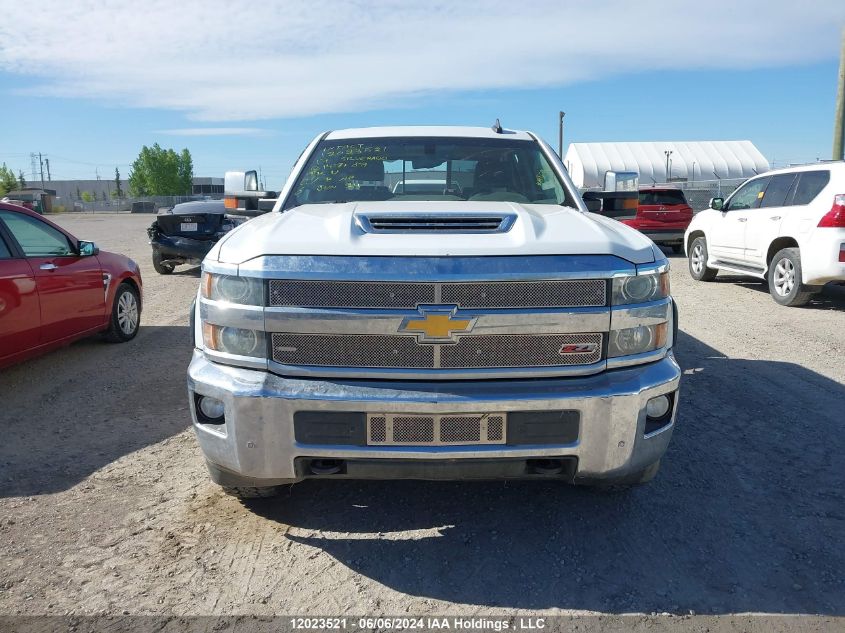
[{"left": 354, "top": 211, "right": 517, "bottom": 234}]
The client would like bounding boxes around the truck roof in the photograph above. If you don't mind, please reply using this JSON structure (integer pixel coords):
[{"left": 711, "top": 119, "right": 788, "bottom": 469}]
[{"left": 325, "top": 126, "right": 535, "bottom": 141}]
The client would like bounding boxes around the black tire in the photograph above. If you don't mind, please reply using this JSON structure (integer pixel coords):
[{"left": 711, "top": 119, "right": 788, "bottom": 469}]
[
  {"left": 152, "top": 249, "right": 175, "bottom": 275},
  {"left": 688, "top": 237, "right": 718, "bottom": 281},
  {"left": 222, "top": 486, "right": 281, "bottom": 499},
  {"left": 767, "top": 247, "right": 817, "bottom": 307},
  {"left": 104, "top": 282, "right": 141, "bottom": 343}
]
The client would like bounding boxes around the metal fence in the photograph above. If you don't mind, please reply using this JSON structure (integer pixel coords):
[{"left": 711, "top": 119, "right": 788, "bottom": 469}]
[
  {"left": 52, "top": 195, "right": 221, "bottom": 214},
  {"left": 579, "top": 177, "right": 746, "bottom": 211},
  {"left": 667, "top": 178, "right": 746, "bottom": 210},
  {"left": 52, "top": 180, "right": 748, "bottom": 214}
]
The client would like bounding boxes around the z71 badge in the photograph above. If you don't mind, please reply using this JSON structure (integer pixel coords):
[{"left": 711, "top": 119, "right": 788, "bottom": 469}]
[{"left": 559, "top": 343, "right": 599, "bottom": 355}]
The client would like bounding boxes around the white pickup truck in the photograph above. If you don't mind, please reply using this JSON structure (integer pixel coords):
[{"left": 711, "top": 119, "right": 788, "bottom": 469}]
[{"left": 188, "top": 125, "right": 681, "bottom": 498}]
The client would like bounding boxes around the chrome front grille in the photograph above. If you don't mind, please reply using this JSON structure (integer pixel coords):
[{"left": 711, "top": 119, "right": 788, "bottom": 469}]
[
  {"left": 440, "top": 334, "right": 602, "bottom": 368},
  {"left": 440, "top": 280, "right": 605, "bottom": 309},
  {"left": 269, "top": 280, "right": 435, "bottom": 309},
  {"left": 268, "top": 279, "right": 606, "bottom": 309},
  {"left": 367, "top": 413, "right": 507, "bottom": 445},
  {"left": 272, "top": 333, "right": 603, "bottom": 369},
  {"left": 272, "top": 334, "right": 434, "bottom": 368}
]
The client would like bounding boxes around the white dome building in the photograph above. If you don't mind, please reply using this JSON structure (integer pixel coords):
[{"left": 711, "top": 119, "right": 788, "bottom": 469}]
[{"left": 563, "top": 140, "right": 770, "bottom": 189}]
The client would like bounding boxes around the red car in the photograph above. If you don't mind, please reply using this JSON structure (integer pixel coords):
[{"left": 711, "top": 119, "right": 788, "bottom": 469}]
[
  {"left": 620, "top": 187, "right": 694, "bottom": 253},
  {"left": 0, "top": 202, "right": 142, "bottom": 369}
]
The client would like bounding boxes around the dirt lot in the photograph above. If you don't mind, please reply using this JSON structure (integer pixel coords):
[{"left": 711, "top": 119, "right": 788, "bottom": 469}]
[{"left": 1, "top": 213, "right": 844, "bottom": 623}]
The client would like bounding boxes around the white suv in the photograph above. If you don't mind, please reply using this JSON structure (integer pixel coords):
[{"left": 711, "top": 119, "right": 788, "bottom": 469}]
[{"left": 684, "top": 162, "right": 845, "bottom": 306}]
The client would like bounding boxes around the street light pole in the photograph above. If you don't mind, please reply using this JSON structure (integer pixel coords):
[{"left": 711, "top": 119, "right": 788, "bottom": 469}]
[
  {"left": 558, "top": 111, "right": 566, "bottom": 159},
  {"left": 664, "top": 150, "right": 673, "bottom": 182},
  {"left": 833, "top": 27, "right": 845, "bottom": 160}
]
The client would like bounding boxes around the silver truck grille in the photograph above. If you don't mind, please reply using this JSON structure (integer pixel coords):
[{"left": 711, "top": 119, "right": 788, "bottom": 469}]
[
  {"left": 271, "top": 333, "right": 603, "bottom": 369},
  {"left": 268, "top": 279, "right": 606, "bottom": 309},
  {"left": 440, "top": 280, "right": 605, "bottom": 309},
  {"left": 272, "top": 334, "right": 434, "bottom": 368},
  {"left": 269, "top": 280, "right": 436, "bottom": 309},
  {"left": 367, "top": 413, "right": 507, "bottom": 445}
]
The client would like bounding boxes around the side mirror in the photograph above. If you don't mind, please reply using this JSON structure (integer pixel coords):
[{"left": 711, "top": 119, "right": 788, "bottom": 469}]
[
  {"left": 244, "top": 170, "right": 259, "bottom": 192},
  {"left": 582, "top": 196, "right": 602, "bottom": 213},
  {"left": 78, "top": 240, "right": 99, "bottom": 256},
  {"left": 709, "top": 197, "right": 724, "bottom": 211}
]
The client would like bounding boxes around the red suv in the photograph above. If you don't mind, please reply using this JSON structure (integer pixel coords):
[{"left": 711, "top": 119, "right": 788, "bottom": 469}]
[
  {"left": 621, "top": 187, "right": 694, "bottom": 253},
  {"left": 0, "top": 202, "right": 143, "bottom": 369}
]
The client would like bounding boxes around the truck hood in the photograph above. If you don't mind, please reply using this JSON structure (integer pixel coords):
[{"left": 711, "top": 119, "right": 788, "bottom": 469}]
[{"left": 213, "top": 201, "right": 656, "bottom": 265}]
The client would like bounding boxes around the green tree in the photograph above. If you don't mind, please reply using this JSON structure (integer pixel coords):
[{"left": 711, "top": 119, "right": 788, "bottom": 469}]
[
  {"left": 128, "top": 144, "right": 194, "bottom": 196},
  {"left": 114, "top": 167, "right": 124, "bottom": 199},
  {"left": 0, "top": 163, "right": 18, "bottom": 196},
  {"left": 18, "top": 171, "right": 26, "bottom": 189},
  {"left": 178, "top": 149, "right": 193, "bottom": 196},
  {"left": 81, "top": 191, "right": 95, "bottom": 202}
]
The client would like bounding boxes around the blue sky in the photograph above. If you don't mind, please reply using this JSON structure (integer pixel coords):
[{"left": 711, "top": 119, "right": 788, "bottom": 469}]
[{"left": 1, "top": 1, "right": 842, "bottom": 188}]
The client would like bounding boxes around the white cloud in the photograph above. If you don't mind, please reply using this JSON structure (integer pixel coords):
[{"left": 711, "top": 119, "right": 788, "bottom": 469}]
[
  {"left": 157, "top": 127, "right": 266, "bottom": 136},
  {"left": 1, "top": 1, "right": 842, "bottom": 121}
]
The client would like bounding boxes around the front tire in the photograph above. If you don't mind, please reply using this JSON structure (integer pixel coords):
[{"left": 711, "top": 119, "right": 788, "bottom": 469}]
[
  {"left": 152, "top": 249, "right": 175, "bottom": 275},
  {"left": 688, "top": 237, "right": 718, "bottom": 281},
  {"left": 767, "top": 247, "right": 817, "bottom": 307},
  {"left": 104, "top": 282, "right": 141, "bottom": 342}
]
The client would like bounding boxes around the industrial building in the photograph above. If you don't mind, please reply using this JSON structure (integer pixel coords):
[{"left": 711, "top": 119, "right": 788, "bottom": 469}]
[
  {"left": 563, "top": 140, "right": 770, "bottom": 189},
  {"left": 28, "top": 177, "right": 224, "bottom": 202}
]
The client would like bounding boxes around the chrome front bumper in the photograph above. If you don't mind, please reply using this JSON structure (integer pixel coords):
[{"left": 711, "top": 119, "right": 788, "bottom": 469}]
[{"left": 187, "top": 350, "right": 681, "bottom": 483}]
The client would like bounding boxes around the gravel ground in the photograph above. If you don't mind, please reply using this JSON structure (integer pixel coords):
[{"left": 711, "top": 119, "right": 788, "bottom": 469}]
[{"left": 1, "top": 213, "right": 844, "bottom": 625}]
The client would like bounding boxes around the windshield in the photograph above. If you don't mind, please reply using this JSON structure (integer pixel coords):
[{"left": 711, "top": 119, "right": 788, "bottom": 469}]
[
  {"left": 284, "top": 137, "right": 573, "bottom": 209},
  {"left": 638, "top": 190, "right": 688, "bottom": 206}
]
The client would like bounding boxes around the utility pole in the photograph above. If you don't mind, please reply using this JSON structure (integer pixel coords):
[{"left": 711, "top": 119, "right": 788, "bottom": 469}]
[
  {"left": 833, "top": 27, "right": 845, "bottom": 160},
  {"left": 45, "top": 158, "right": 51, "bottom": 181},
  {"left": 558, "top": 111, "right": 566, "bottom": 158},
  {"left": 38, "top": 153, "right": 45, "bottom": 190}
]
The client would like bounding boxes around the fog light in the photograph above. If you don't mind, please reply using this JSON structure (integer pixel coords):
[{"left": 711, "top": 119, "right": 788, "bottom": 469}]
[
  {"left": 198, "top": 395, "right": 225, "bottom": 421},
  {"left": 646, "top": 395, "right": 671, "bottom": 419}
]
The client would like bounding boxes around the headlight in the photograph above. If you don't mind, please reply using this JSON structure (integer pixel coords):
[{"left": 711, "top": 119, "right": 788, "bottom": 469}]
[
  {"left": 608, "top": 323, "right": 668, "bottom": 357},
  {"left": 203, "top": 323, "right": 266, "bottom": 358},
  {"left": 611, "top": 271, "right": 670, "bottom": 305},
  {"left": 201, "top": 273, "right": 264, "bottom": 305}
]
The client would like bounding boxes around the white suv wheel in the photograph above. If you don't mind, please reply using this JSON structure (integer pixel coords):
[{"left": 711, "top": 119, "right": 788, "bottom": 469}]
[
  {"left": 690, "top": 243, "right": 705, "bottom": 275},
  {"left": 687, "top": 237, "right": 717, "bottom": 281},
  {"left": 766, "top": 247, "right": 818, "bottom": 307},
  {"left": 772, "top": 257, "right": 795, "bottom": 297}
]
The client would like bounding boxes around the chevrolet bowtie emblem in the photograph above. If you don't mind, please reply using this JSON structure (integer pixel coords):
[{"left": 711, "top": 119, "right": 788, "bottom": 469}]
[{"left": 398, "top": 306, "right": 476, "bottom": 344}]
